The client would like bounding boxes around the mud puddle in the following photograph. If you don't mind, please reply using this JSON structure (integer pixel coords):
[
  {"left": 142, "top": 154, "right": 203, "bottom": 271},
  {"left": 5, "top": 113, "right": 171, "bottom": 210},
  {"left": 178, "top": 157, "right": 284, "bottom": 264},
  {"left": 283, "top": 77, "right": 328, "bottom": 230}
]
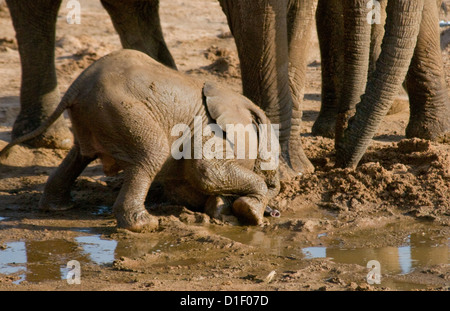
[
  {"left": 0, "top": 233, "right": 117, "bottom": 284},
  {"left": 206, "top": 225, "right": 449, "bottom": 271},
  {"left": 204, "top": 221, "right": 449, "bottom": 290},
  {"left": 0, "top": 213, "right": 448, "bottom": 290}
]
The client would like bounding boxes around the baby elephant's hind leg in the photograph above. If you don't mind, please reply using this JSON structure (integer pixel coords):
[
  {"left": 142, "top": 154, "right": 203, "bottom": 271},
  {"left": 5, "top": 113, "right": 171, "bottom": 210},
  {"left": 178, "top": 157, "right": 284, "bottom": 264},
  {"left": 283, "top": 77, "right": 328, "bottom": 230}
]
[
  {"left": 113, "top": 165, "right": 159, "bottom": 232},
  {"left": 187, "top": 160, "right": 269, "bottom": 225},
  {"left": 40, "top": 145, "right": 96, "bottom": 211}
]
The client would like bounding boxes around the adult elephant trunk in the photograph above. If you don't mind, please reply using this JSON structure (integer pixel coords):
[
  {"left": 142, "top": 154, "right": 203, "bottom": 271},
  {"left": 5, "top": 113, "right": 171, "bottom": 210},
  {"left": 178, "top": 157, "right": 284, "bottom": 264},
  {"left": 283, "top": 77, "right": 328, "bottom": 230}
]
[{"left": 336, "top": 0, "right": 425, "bottom": 169}]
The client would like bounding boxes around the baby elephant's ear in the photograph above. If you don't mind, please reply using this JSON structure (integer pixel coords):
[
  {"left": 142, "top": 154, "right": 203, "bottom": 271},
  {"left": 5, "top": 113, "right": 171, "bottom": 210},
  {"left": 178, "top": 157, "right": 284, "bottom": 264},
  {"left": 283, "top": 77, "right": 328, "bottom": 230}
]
[{"left": 203, "top": 82, "right": 254, "bottom": 130}]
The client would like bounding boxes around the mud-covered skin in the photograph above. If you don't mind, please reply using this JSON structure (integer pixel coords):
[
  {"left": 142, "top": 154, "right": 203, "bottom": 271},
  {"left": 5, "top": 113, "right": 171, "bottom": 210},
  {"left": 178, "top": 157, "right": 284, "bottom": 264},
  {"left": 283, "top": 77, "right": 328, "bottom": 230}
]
[{"left": 37, "top": 49, "right": 280, "bottom": 232}]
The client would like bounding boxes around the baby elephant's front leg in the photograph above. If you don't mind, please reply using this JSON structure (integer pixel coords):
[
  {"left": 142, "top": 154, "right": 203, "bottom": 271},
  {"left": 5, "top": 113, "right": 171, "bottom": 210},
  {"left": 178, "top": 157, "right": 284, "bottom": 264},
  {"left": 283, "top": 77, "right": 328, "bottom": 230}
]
[{"left": 113, "top": 165, "right": 159, "bottom": 232}]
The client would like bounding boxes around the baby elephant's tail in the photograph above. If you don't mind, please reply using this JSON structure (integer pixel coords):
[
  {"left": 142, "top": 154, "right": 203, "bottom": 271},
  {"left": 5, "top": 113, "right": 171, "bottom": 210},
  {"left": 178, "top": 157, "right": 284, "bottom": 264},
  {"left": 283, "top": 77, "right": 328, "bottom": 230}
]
[{"left": 0, "top": 91, "right": 77, "bottom": 158}]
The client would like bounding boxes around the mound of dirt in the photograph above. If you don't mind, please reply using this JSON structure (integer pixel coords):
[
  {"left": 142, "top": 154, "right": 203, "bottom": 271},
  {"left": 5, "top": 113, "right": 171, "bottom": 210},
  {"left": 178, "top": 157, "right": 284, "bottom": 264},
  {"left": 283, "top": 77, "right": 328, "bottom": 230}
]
[
  {"left": 55, "top": 34, "right": 116, "bottom": 87},
  {"left": 277, "top": 138, "right": 450, "bottom": 225},
  {"left": 188, "top": 45, "right": 241, "bottom": 78},
  {"left": 0, "top": 37, "right": 17, "bottom": 52}
]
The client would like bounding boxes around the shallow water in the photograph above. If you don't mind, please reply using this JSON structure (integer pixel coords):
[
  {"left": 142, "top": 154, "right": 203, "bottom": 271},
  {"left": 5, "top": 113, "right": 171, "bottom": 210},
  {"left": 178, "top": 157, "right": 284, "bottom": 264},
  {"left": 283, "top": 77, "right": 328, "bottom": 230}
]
[
  {"left": 209, "top": 226, "right": 448, "bottom": 271},
  {"left": 205, "top": 223, "right": 449, "bottom": 290},
  {"left": 0, "top": 232, "right": 120, "bottom": 284},
  {"left": 0, "top": 216, "right": 448, "bottom": 289},
  {"left": 74, "top": 235, "right": 117, "bottom": 265},
  {"left": 300, "top": 234, "right": 449, "bottom": 275}
]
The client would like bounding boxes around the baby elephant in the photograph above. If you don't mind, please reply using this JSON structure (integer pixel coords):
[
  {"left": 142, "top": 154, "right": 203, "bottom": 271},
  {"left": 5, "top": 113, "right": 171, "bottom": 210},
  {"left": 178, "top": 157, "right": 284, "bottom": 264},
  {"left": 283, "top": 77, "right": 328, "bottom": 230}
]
[{"left": 1, "top": 49, "right": 280, "bottom": 232}]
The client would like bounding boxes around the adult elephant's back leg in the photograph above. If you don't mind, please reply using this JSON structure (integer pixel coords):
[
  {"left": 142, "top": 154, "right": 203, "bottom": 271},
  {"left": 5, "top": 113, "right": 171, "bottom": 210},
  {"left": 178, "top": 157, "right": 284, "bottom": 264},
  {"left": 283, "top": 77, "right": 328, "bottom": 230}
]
[
  {"left": 286, "top": 0, "right": 317, "bottom": 173},
  {"left": 101, "top": 0, "right": 177, "bottom": 69},
  {"left": 405, "top": 0, "right": 450, "bottom": 141},
  {"left": 218, "top": 0, "right": 314, "bottom": 177},
  {"left": 311, "top": 0, "right": 344, "bottom": 138},
  {"left": 5, "top": 0, "right": 73, "bottom": 149}
]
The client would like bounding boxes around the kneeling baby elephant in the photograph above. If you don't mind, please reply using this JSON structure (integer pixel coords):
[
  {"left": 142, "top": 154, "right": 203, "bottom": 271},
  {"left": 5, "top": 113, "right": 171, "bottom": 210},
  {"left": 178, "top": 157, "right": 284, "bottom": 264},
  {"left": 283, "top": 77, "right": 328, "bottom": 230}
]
[{"left": 0, "top": 49, "right": 281, "bottom": 232}]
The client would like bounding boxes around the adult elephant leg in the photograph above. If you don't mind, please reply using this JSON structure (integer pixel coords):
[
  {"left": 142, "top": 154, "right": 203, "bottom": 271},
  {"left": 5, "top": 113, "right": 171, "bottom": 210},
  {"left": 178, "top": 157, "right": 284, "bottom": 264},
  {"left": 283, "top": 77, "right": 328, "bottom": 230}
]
[
  {"left": 336, "top": 0, "right": 424, "bottom": 169},
  {"left": 335, "top": 0, "right": 372, "bottom": 146},
  {"left": 6, "top": 0, "right": 73, "bottom": 149},
  {"left": 101, "top": 0, "right": 176, "bottom": 69},
  {"left": 405, "top": 0, "right": 450, "bottom": 140},
  {"left": 286, "top": 0, "right": 317, "bottom": 174},
  {"left": 219, "top": 0, "right": 314, "bottom": 177},
  {"left": 311, "top": 0, "right": 343, "bottom": 138}
]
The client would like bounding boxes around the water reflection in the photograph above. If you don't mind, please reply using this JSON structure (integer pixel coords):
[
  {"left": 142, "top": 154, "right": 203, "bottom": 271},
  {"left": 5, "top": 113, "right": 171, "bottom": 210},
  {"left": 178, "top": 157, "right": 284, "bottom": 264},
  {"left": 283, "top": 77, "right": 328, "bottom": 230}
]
[
  {"left": 0, "top": 235, "right": 116, "bottom": 284},
  {"left": 0, "top": 241, "right": 26, "bottom": 275},
  {"left": 210, "top": 226, "right": 449, "bottom": 276},
  {"left": 75, "top": 236, "right": 117, "bottom": 265},
  {"left": 25, "top": 240, "right": 83, "bottom": 283},
  {"left": 302, "top": 233, "right": 449, "bottom": 275},
  {"left": 0, "top": 226, "right": 448, "bottom": 286},
  {"left": 302, "top": 247, "right": 327, "bottom": 259}
]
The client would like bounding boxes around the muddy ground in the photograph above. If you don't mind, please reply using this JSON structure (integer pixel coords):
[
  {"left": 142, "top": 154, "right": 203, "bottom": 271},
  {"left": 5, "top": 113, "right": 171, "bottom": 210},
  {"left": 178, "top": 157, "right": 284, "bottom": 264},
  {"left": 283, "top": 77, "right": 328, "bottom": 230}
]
[{"left": 0, "top": 0, "right": 449, "bottom": 291}]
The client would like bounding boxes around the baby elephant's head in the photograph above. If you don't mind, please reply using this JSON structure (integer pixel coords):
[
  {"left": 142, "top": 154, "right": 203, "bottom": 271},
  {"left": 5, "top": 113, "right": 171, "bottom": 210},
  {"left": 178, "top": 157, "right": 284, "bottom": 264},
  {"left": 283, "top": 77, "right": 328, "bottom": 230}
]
[{"left": 202, "top": 82, "right": 281, "bottom": 172}]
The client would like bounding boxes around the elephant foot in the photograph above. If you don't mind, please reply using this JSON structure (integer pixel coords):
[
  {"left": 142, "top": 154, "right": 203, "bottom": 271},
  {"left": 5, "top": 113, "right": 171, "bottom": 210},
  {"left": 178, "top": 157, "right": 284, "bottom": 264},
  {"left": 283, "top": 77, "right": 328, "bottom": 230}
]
[
  {"left": 279, "top": 139, "right": 315, "bottom": 181},
  {"left": 12, "top": 116, "right": 73, "bottom": 150},
  {"left": 232, "top": 196, "right": 265, "bottom": 226},
  {"left": 311, "top": 113, "right": 337, "bottom": 139},
  {"left": 288, "top": 152, "right": 315, "bottom": 174},
  {"left": 406, "top": 117, "right": 450, "bottom": 142},
  {"left": 279, "top": 156, "right": 314, "bottom": 181},
  {"left": 204, "top": 195, "right": 232, "bottom": 220},
  {"left": 289, "top": 137, "right": 315, "bottom": 174},
  {"left": 39, "top": 194, "right": 75, "bottom": 211},
  {"left": 279, "top": 159, "right": 300, "bottom": 180},
  {"left": 115, "top": 208, "right": 159, "bottom": 233}
]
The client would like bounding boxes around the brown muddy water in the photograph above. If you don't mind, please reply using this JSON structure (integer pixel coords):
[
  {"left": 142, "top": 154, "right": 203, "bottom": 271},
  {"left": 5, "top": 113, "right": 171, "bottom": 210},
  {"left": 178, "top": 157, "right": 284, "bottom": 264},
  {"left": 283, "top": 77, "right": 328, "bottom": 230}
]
[{"left": 0, "top": 213, "right": 448, "bottom": 290}]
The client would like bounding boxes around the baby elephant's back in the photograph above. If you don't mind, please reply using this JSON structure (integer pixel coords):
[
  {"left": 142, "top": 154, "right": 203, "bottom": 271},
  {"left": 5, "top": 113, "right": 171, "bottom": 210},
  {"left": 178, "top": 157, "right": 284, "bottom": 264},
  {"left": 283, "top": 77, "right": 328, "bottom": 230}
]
[
  {"left": 72, "top": 49, "right": 203, "bottom": 115},
  {"left": 68, "top": 49, "right": 204, "bottom": 165}
]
